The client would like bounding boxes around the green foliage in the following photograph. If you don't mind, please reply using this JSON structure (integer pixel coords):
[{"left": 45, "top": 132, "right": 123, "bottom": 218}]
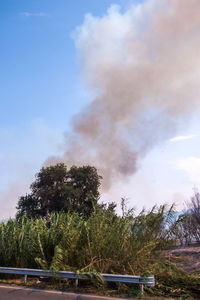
[
  {"left": 16, "top": 164, "right": 102, "bottom": 220},
  {"left": 141, "top": 270, "right": 152, "bottom": 279},
  {"left": 0, "top": 205, "right": 199, "bottom": 298}
]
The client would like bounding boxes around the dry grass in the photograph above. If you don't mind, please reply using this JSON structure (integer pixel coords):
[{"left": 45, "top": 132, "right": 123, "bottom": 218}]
[{"left": 168, "top": 243, "right": 200, "bottom": 273}]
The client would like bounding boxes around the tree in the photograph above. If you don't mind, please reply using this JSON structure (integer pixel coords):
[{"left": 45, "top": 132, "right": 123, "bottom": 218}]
[
  {"left": 16, "top": 163, "right": 102, "bottom": 220},
  {"left": 170, "top": 190, "right": 200, "bottom": 245},
  {"left": 187, "top": 190, "right": 200, "bottom": 242},
  {"left": 190, "top": 190, "right": 200, "bottom": 226}
]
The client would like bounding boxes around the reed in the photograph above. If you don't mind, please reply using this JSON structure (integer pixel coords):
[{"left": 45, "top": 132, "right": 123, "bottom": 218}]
[{"left": 0, "top": 205, "right": 199, "bottom": 298}]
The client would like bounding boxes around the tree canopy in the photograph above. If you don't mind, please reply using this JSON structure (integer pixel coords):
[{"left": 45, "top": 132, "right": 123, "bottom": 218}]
[{"left": 16, "top": 163, "right": 102, "bottom": 220}]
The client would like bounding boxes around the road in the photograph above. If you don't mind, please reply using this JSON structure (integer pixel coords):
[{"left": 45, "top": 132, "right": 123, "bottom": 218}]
[{"left": 0, "top": 285, "right": 129, "bottom": 300}]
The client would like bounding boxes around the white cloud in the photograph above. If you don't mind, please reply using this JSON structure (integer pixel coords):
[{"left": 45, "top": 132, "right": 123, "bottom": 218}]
[
  {"left": 175, "top": 156, "right": 200, "bottom": 183},
  {"left": 169, "top": 135, "right": 196, "bottom": 142},
  {"left": 21, "top": 12, "right": 47, "bottom": 17}
]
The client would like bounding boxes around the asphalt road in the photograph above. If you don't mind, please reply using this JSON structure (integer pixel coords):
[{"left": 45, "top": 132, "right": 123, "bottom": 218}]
[{"left": 0, "top": 285, "right": 128, "bottom": 300}]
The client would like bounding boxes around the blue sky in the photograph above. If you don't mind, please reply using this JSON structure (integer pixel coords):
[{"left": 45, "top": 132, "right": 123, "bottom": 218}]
[
  {"left": 0, "top": 0, "right": 133, "bottom": 218},
  {"left": 1, "top": 0, "right": 200, "bottom": 219}
]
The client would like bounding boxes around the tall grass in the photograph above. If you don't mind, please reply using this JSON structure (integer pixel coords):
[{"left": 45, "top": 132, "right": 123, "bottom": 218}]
[{"left": 0, "top": 205, "right": 199, "bottom": 298}]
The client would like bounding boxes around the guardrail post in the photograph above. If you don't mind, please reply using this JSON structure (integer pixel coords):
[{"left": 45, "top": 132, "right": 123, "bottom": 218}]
[
  {"left": 75, "top": 278, "right": 78, "bottom": 288},
  {"left": 140, "top": 283, "right": 144, "bottom": 295},
  {"left": 24, "top": 274, "right": 27, "bottom": 284}
]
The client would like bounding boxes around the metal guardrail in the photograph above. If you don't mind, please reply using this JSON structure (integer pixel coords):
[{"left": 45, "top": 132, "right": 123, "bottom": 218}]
[{"left": 0, "top": 267, "right": 155, "bottom": 295}]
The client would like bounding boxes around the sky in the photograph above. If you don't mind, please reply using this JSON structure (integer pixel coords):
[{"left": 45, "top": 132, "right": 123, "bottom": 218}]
[{"left": 1, "top": 0, "right": 200, "bottom": 220}]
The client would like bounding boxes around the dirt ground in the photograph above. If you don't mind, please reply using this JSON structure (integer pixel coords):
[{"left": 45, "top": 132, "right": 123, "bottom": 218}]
[{"left": 168, "top": 242, "right": 200, "bottom": 273}]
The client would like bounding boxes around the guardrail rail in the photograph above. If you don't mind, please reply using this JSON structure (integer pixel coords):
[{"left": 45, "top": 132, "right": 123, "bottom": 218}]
[{"left": 0, "top": 267, "right": 155, "bottom": 295}]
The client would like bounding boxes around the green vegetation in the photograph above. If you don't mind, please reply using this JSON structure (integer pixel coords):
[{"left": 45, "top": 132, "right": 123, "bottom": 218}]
[
  {"left": 0, "top": 204, "right": 199, "bottom": 298},
  {"left": 1, "top": 164, "right": 200, "bottom": 298}
]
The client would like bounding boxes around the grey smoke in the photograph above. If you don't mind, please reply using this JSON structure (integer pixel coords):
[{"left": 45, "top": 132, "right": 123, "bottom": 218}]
[{"left": 47, "top": 0, "right": 200, "bottom": 189}]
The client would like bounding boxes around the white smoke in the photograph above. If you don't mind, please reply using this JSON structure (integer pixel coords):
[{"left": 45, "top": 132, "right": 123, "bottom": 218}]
[{"left": 47, "top": 0, "right": 200, "bottom": 189}]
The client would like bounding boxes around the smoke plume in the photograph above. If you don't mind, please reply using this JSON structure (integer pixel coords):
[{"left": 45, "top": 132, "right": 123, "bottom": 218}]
[{"left": 47, "top": 0, "right": 200, "bottom": 189}]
